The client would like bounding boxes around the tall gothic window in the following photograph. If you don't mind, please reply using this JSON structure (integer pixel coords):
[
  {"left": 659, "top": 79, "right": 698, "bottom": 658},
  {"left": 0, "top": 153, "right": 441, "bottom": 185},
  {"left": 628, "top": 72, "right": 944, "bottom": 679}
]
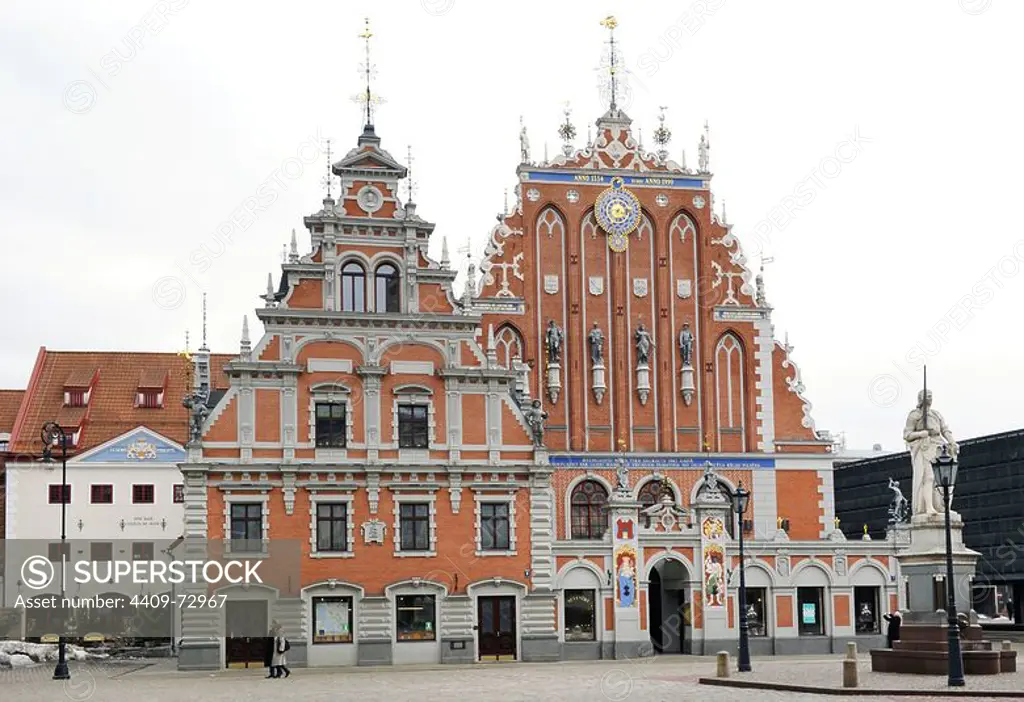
[
  {"left": 714, "top": 333, "right": 746, "bottom": 451},
  {"left": 570, "top": 480, "right": 608, "bottom": 540},
  {"left": 493, "top": 325, "right": 524, "bottom": 369},
  {"left": 536, "top": 207, "right": 565, "bottom": 240},
  {"left": 670, "top": 212, "right": 697, "bottom": 243},
  {"left": 341, "top": 262, "right": 366, "bottom": 312},
  {"left": 374, "top": 263, "right": 401, "bottom": 313}
]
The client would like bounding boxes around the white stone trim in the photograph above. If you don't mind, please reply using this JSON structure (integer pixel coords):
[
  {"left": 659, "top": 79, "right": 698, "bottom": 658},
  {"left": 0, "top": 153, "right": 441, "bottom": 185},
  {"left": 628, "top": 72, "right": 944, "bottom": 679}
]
[
  {"left": 390, "top": 361, "right": 435, "bottom": 375},
  {"left": 392, "top": 493, "right": 437, "bottom": 557},
  {"left": 222, "top": 492, "right": 269, "bottom": 557},
  {"left": 307, "top": 359, "right": 353, "bottom": 374},
  {"left": 309, "top": 493, "right": 355, "bottom": 558},
  {"left": 817, "top": 468, "right": 836, "bottom": 539},
  {"left": 473, "top": 492, "right": 517, "bottom": 556},
  {"left": 714, "top": 333, "right": 746, "bottom": 451},
  {"left": 753, "top": 318, "right": 776, "bottom": 453}
]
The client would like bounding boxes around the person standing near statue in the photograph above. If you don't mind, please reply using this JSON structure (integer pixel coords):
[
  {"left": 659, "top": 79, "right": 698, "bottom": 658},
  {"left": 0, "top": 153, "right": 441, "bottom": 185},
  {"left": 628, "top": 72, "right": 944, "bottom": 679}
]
[{"left": 903, "top": 387, "right": 958, "bottom": 518}]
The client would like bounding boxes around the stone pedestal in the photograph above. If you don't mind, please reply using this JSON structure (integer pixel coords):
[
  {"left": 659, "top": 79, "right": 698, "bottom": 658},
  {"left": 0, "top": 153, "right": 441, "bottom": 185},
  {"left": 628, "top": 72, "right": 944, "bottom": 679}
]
[
  {"left": 606, "top": 490, "right": 650, "bottom": 659},
  {"left": 546, "top": 362, "right": 561, "bottom": 404},
  {"left": 592, "top": 362, "right": 606, "bottom": 405},
  {"left": 680, "top": 365, "right": 695, "bottom": 406},
  {"left": 870, "top": 515, "right": 1017, "bottom": 675},
  {"left": 635, "top": 363, "right": 650, "bottom": 406}
]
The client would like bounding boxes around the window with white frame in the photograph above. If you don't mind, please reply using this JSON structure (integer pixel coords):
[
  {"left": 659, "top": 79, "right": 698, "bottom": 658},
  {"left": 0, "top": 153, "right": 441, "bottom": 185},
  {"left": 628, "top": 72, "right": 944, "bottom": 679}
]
[
  {"left": 309, "top": 385, "right": 354, "bottom": 451},
  {"left": 392, "top": 494, "right": 436, "bottom": 556},
  {"left": 474, "top": 492, "right": 517, "bottom": 555},
  {"left": 308, "top": 494, "right": 354, "bottom": 557},
  {"left": 398, "top": 404, "right": 429, "bottom": 448},
  {"left": 228, "top": 501, "right": 266, "bottom": 553}
]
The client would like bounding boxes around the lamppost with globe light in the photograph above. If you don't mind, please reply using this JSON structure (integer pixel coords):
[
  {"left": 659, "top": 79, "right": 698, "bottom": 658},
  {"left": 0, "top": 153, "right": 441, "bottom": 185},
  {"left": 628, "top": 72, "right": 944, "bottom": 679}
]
[
  {"left": 733, "top": 482, "right": 751, "bottom": 672},
  {"left": 932, "top": 443, "right": 965, "bottom": 687},
  {"left": 41, "top": 421, "right": 71, "bottom": 681}
]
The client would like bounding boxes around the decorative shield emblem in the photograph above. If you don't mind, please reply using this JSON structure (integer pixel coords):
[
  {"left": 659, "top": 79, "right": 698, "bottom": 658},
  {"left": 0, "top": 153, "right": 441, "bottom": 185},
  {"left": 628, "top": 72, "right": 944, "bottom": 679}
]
[
  {"left": 676, "top": 279, "right": 692, "bottom": 299},
  {"left": 633, "top": 278, "right": 648, "bottom": 298},
  {"left": 544, "top": 275, "right": 559, "bottom": 294},
  {"left": 595, "top": 177, "right": 641, "bottom": 252},
  {"left": 588, "top": 276, "right": 604, "bottom": 296}
]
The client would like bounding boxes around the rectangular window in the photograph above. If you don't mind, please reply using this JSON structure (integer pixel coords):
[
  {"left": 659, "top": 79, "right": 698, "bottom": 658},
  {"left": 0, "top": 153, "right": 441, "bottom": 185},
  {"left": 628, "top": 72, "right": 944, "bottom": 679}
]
[
  {"left": 396, "top": 594, "right": 436, "bottom": 641},
  {"left": 315, "top": 403, "right": 347, "bottom": 448},
  {"left": 316, "top": 503, "right": 349, "bottom": 553},
  {"left": 173, "top": 484, "right": 185, "bottom": 504},
  {"left": 480, "top": 503, "right": 510, "bottom": 551},
  {"left": 563, "top": 589, "right": 596, "bottom": 641},
  {"left": 745, "top": 587, "right": 768, "bottom": 637},
  {"left": 48, "top": 484, "right": 71, "bottom": 504},
  {"left": 132, "top": 484, "right": 155, "bottom": 504},
  {"left": 91, "top": 484, "right": 113, "bottom": 504},
  {"left": 48, "top": 542, "right": 71, "bottom": 562},
  {"left": 0, "top": 439, "right": 9, "bottom": 451},
  {"left": 141, "top": 390, "right": 161, "bottom": 408},
  {"left": 397, "top": 404, "right": 429, "bottom": 449},
  {"left": 312, "top": 596, "right": 353, "bottom": 644},
  {"left": 797, "top": 587, "right": 825, "bottom": 636},
  {"left": 91, "top": 542, "right": 113, "bottom": 562},
  {"left": 399, "top": 503, "right": 430, "bottom": 551},
  {"left": 854, "top": 586, "right": 881, "bottom": 634},
  {"left": 132, "top": 542, "right": 154, "bottom": 561},
  {"left": 230, "top": 503, "right": 263, "bottom": 552},
  {"left": 66, "top": 389, "right": 86, "bottom": 407}
]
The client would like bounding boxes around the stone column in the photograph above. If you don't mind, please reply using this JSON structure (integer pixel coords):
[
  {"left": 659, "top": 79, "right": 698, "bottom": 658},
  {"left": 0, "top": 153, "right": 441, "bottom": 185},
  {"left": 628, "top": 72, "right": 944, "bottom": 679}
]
[
  {"left": 177, "top": 463, "right": 221, "bottom": 670},
  {"left": 693, "top": 491, "right": 732, "bottom": 655},
  {"left": 607, "top": 488, "right": 648, "bottom": 659},
  {"left": 522, "top": 462, "right": 559, "bottom": 661}
]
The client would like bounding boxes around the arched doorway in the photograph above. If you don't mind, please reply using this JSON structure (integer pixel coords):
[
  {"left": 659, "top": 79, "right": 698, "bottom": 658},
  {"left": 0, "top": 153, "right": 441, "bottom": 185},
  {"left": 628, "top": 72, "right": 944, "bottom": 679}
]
[{"left": 648, "top": 559, "right": 691, "bottom": 654}]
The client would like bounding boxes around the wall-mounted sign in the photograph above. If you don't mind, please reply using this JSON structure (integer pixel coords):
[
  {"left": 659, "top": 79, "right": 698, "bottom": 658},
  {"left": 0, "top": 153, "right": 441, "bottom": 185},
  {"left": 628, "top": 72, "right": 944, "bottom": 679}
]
[{"left": 802, "top": 603, "right": 817, "bottom": 624}]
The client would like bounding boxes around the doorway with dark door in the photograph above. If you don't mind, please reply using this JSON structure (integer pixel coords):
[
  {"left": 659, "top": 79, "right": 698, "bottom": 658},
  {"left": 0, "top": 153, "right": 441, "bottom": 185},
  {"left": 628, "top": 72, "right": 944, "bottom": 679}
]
[
  {"left": 648, "top": 559, "right": 691, "bottom": 654},
  {"left": 225, "top": 600, "right": 269, "bottom": 668},
  {"left": 477, "top": 596, "right": 517, "bottom": 661}
]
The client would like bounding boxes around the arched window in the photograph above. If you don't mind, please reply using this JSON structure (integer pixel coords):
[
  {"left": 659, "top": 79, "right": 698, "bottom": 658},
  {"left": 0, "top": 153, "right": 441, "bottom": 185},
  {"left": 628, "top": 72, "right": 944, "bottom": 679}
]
[
  {"left": 494, "top": 325, "right": 524, "bottom": 369},
  {"left": 375, "top": 263, "right": 401, "bottom": 313},
  {"left": 537, "top": 207, "right": 565, "bottom": 240},
  {"left": 570, "top": 480, "right": 608, "bottom": 540},
  {"left": 341, "top": 262, "right": 366, "bottom": 312},
  {"left": 670, "top": 212, "right": 697, "bottom": 243},
  {"left": 714, "top": 333, "right": 746, "bottom": 451},
  {"left": 637, "top": 479, "right": 663, "bottom": 528}
]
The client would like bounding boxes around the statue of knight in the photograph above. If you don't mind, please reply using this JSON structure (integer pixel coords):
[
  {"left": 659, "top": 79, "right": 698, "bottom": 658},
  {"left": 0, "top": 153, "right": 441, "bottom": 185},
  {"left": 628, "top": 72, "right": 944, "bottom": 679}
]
[
  {"left": 887, "top": 477, "right": 909, "bottom": 524},
  {"left": 903, "top": 374, "right": 958, "bottom": 519}
]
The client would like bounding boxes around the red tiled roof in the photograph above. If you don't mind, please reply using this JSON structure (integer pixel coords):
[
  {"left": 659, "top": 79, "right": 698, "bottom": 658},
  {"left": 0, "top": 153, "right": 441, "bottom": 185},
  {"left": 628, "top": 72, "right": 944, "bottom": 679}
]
[
  {"left": 9, "top": 349, "right": 233, "bottom": 456},
  {"left": 138, "top": 368, "right": 168, "bottom": 389},
  {"left": 64, "top": 367, "right": 97, "bottom": 388},
  {"left": 0, "top": 390, "right": 24, "bottom": 433}
]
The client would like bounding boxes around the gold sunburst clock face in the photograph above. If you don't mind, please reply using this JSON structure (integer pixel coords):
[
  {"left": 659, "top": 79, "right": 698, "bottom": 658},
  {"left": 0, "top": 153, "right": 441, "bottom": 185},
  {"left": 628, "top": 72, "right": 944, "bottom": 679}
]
[{"left": 595, "top": 177, "right": 641, "bottom": 252}]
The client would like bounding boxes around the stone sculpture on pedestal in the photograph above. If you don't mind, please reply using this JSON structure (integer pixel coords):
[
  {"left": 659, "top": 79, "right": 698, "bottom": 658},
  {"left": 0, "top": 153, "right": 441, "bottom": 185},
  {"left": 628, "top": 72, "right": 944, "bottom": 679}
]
[{"left": 903, "top": 389, "right": 959, "bottom": 519}]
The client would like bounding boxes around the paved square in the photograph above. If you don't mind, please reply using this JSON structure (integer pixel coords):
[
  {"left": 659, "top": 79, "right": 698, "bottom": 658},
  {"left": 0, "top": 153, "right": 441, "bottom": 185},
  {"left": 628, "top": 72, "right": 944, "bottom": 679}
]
[{"left": 3, "top": 655, "right": 1015, "bottom": 701}]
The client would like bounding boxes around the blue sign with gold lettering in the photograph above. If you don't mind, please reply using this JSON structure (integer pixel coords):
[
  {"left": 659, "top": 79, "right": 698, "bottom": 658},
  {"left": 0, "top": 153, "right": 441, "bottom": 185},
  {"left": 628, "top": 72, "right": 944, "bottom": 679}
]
[
  {"left": 522, "top": 171, "right": 706, "bottom": 189},
  {"left": 549, "top": 455, "right": 775, "bottom": 469}
]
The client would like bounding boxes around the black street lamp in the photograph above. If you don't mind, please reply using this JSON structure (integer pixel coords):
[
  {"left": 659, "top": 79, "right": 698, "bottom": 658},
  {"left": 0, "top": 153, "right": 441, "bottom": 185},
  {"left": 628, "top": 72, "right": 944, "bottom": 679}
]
[
  {"left": 932, "top": 444, "right": 965, "bottom": 687},
  {"left": 162, "top": 536, "right": 184, "bottom": 654},
  {"left": 41, "top": 421, "right": 71, "bottom": 681},
  {"left": 733, "top": 481, "right": 751, "bottom": 672}
]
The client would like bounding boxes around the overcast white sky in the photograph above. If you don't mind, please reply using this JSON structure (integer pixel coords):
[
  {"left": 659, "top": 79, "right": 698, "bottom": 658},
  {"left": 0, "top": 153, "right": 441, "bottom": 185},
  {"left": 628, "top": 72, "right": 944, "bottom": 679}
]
[{"left": 1, "top": 0, "right": 1020, "bottom": 451}]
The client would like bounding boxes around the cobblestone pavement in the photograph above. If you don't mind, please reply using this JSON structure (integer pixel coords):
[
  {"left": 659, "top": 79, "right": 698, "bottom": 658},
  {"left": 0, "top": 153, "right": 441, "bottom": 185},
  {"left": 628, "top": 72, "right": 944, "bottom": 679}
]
[{"left": 1, "top": 655, "right": 1020, "bottom": 702}]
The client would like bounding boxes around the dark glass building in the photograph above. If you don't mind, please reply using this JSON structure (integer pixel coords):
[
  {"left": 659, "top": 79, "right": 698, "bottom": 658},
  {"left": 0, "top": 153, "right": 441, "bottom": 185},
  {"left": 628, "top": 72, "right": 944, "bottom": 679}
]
[{"left": 833, "top": 429, "right": 1024, "bottom": 622}]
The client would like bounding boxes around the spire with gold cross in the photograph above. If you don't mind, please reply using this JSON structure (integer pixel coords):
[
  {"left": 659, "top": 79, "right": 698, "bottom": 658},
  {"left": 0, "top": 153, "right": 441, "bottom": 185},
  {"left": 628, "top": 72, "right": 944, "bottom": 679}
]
[
  {"left": 600, "top": 15, "right": 620, "bottom": 112},
  {"left": 353, "top": 17, "right": 385, "bottom": 131}
]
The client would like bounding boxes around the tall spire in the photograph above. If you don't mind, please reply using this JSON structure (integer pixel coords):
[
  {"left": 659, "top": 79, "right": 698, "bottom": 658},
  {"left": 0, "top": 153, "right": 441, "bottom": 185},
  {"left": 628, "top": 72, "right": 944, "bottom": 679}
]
[
  {"left": 440, "top": 236, "right": 450, "bottom": 269},
  {"left": 289, "top": 228, "right": 299, "bottom": 263},
  {"left": 240, "top": 316, "right": 251, "bottom": 360},
  {"left": 600, "top": 15, "right": 620, "bottom": 112},
  {"left": 321, "top": 138, "right": 334, "bottom": 199},
  {"left": 359, "top": 17, "right": 375, "bottom": 127},
  {"left": 200, "top": 293, "right": 208, "bottom": 351},
  {"left": 405, "top": 145, "right": 416, "bottom": 204}
]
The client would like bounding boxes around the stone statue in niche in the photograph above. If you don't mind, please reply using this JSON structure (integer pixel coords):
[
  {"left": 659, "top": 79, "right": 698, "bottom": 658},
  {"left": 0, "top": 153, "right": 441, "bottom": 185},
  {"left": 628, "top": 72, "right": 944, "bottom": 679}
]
[
  {"left": 615, "top": 457, "right": 630, "bottom": 492},
  {"left": 678, "top": 322, "right": 694, "bottom": 367},
  {"left": 545, "top": 320, "right": 563, "bottom": 364},
  {"left": 634, "top": 323, "right": 653, "bottom": 366},
  {"left": 903, "top": 388, "right": 958, "bottom": 518},
  {"left": 588, "top": 323, "right": 604, "bottom": 365},
  {"left": 523, "top": 399, "right": 548, "bottom": 446}
]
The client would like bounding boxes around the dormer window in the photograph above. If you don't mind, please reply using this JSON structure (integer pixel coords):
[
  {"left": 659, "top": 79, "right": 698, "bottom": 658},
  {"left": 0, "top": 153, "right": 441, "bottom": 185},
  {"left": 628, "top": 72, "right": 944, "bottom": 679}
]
[
  {"left": 50, "top": 427, "right": 80, "bottom": 448},
  {"left": 63, "top": 368, "right": 96, "bottom": 407},
  {"left": 136, "top": 369, "right": 167, "bottom": 409}
]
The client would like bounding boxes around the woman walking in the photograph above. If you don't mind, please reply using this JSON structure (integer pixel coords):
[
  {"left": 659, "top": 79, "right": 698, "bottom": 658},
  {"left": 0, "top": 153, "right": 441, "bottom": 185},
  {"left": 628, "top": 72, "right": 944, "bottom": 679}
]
[{"left": 271, "top": 622, "right": 291, "bottom": 679}]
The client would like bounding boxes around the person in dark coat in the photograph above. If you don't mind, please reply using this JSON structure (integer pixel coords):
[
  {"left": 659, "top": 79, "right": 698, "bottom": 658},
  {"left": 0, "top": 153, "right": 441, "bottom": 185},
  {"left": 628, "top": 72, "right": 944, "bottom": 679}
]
[
  {"left": 264, "top": 630, "right": 277, "bottom": 678},
  {"left": 883, "top": 610, "right": 902, "bottom": 647}
]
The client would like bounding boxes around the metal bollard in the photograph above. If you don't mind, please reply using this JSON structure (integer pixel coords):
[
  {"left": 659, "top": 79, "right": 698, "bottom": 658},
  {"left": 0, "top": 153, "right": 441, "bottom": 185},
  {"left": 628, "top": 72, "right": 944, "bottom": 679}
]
[
  {"left": 842, "top": 658, "right": 858, "bottom": 688},
  {"left": 716, "top": 651, "right": 730, "bottom": 678},
  {"left": 846, "top": 642, "right": 857, "bottom": 660}
]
